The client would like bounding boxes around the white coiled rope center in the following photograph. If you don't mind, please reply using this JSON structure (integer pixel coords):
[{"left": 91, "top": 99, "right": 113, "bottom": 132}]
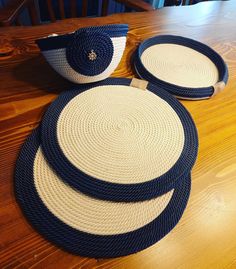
[{"left": 57, "top": 85, "right": 185, "bottom": 184}]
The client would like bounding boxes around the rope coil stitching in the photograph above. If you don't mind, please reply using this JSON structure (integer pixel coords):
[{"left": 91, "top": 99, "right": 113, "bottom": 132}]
[
  {"left": 66, "top": 30, "right": 114, "bottom": 76},
  {"left": 15, "top": 128, "right": 191, "bottom": 258},
  {"left": 35, "top": 24, "right": 128, "bottom": 83},
  {"left": 40, "top": 78, "right": 198, "bottom": 202},
  {"left": 133, "top": 35, "right": 228, "bottom": 99},
  {"left": 36, "top": 24, "right": 129, "bottom": 51}
]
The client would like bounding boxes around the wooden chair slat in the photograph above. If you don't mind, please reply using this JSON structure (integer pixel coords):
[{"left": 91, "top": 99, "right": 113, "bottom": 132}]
[
  {"left": 58, "top": 0, "right": 65, "bottom": 19},
  {"left": 46, "top": 0, "right": 56, "bottom": 22},
  {"left": 101, "top": 0, "right": 109, "bottom": 16},
  {"left": 28, "top": 0, "right": 39, "bottom": 25},
  {"left": 0, "top": 0, "right": 31, "bottom": 26},
  {"left": 70, "top": 0, "right": 77, "bottom": 18},
  {"left": 81, "top": 0, "right": 88, "bottom": 17},
  {"left": 15, "top": 15, "right": 22, "bottom": 25}
]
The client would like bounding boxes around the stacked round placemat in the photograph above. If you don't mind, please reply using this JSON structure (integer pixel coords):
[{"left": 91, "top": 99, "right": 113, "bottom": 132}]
[
  {"left": 15, "top": 78, "right": 198, "bottom": 258},
  {"left": 133, "top": 35, "right": 228, "bottom": 100}
]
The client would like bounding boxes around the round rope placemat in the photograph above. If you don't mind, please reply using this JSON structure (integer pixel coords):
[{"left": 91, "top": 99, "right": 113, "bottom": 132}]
[
  {"left": 15, "top": 128, "right": 191, "bottom": 258},
  {"left": 41, "top": 78, "right": 198, "bottom": 202},
  {"left": 134, "top": 35, "right": 228, "bottom": 99}
]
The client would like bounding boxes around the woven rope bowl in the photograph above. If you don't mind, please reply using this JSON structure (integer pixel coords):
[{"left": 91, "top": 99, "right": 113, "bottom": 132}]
[
  {"left": 36, "top": 24, "right": 128, "bottom": 84},
  {"left": 41, "top": 78, "right": 198, "bottom": 202},
  {"left": 134, "top": 35, "right": 228, "bottom": 100},
  {"left": 15, "top": 128, "right": 191, "bottom": 258}
]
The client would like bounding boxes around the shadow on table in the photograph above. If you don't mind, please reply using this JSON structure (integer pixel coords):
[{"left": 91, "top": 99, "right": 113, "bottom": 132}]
[{"left": 13, "top": 55, "right": 73, "bottom": 94}]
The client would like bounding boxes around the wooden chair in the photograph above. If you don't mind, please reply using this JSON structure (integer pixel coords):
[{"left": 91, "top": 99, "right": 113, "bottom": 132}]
[{"left": 0, "top": 0, "right": 154, "bottom": 26}]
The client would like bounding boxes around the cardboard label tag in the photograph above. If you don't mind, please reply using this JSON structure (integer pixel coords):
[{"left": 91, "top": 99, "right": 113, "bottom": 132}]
[
  {"left": 212, "top": 81, "right": 226, "bottom": 96},
  {"left": 130, "top": 78, "right": 148, "bottom": 90}
]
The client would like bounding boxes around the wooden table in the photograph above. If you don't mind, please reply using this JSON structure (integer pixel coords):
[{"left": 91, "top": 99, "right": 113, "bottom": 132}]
[{"left": 1, "top": 1, "right": 236, "bottom": 268}]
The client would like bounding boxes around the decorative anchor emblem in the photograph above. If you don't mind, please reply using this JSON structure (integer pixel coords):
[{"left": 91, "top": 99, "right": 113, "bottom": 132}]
[{"left": 88, "top": 50, "right": 97, "bottom": 61}]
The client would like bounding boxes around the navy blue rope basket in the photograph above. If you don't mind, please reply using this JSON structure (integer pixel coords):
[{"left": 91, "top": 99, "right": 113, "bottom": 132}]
[
  {"left": 133, "top": 35, "right": 228, "bottom": 100},
  {"left": 36, "top": 24, "right": 128, "bottom": 84},
  {"left": 15, "top": 128, "right": 191, "bottom": 258},
  {"left": 40, "top": 77, "right": 198, "bottom": 202}
]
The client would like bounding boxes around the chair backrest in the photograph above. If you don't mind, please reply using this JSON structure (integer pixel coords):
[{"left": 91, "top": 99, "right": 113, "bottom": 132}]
[
  {"left": 0, "top": 0, "right": 152, "bottom": 27},
  {"left": 45, "top": 0, "right": 89, "bottom": 22},
  {"left": 0, "top": 0, "right": 108, "bottom": 26}
]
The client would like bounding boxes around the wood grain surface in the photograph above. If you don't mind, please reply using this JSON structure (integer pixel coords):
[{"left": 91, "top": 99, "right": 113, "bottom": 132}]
[{"left": 1, "top": 1, "right": 236, "bottom": 268}]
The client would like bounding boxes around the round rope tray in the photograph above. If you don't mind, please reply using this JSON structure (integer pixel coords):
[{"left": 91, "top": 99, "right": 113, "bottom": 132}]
[
  {"left": 40, "top": 77, "right": 198, "bottom": 202},
  {"left": 15, "top": 128, "right": 191, "bottom": 258},
  {"left": 133, "top": 35, "right": 228, "bottom": 100}
]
